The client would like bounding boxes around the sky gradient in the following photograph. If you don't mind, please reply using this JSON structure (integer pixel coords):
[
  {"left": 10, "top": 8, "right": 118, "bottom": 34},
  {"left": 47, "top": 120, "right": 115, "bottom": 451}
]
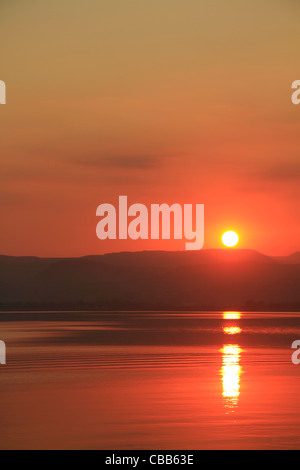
[{"left": 0, "top": 0, "right": 299, "bottom": 256}]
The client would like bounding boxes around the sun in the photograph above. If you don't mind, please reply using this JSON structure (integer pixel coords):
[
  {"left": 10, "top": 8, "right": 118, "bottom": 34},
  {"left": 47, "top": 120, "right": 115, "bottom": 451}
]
[{"left": 222, "top": 231, "right": 239, "bottom": 248}]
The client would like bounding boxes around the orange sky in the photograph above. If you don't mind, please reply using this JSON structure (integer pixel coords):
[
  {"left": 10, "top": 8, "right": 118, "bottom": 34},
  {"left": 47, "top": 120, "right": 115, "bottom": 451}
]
[{"left": 0, "top": 0, "right": 300, "bottom": 256}]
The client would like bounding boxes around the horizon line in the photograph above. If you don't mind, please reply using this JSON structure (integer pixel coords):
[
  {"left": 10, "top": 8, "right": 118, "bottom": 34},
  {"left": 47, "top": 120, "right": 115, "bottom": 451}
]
[{"left": 0, "top": 248, "right": 299, "bottom": 260}]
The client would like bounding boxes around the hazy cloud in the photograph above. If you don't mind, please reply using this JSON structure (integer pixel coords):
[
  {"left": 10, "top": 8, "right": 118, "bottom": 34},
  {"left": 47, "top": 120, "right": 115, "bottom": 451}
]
[
  {"left": 72, "top": 155, "right": 160, "bottom": 170},
  {"left": 255, "top": 163, "right": 300, "bottom": 182}
]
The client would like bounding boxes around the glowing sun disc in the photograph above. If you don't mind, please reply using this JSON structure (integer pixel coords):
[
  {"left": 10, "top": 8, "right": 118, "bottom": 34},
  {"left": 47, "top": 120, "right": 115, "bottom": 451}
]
[{"left": 222, "top": 231, "right": 239, "bottom": 247}]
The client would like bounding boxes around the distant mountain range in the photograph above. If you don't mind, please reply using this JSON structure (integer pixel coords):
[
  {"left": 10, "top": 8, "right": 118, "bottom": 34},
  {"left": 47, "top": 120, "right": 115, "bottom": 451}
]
[{"left": 0, "top": 250, "right": 299, "bottom": 311}]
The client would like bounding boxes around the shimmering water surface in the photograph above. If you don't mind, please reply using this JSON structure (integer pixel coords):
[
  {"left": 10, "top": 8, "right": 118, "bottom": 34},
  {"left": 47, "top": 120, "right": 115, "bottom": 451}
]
[{"left": 0, "top": 311, "right": 300, "bottom": 450}]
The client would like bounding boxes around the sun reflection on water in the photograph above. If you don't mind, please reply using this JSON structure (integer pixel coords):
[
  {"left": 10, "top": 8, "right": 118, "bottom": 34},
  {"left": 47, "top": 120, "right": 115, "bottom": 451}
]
[
  {"left": 223, "top": 311, "right": 242, "bottom": 320},
  {"left": 220, "top": 345, "right": 242, "bottom": 412},
  {"left": 223, "top": 326, "right": 242, "bottom": 335}
]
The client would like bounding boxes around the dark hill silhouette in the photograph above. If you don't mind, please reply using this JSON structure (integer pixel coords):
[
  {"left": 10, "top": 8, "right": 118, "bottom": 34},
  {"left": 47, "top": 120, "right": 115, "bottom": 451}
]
[
  {"left": 275, "top": 252, "right": 300, "bottom": 264},
  {"left": 0, "top": 250, "right": 299, "bottom": 310},
  {"left": 89, "top": 249, "right": 275, "bottom": 268}
]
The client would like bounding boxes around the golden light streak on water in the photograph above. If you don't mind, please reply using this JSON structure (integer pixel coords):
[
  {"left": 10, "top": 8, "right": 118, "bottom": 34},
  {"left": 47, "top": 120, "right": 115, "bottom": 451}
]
[
  {"left": 220, "top": 344, "right": 243, "bottom": 412},
  {"left": 223, "top": 312, "right": 242, "bottom": 320},
  {"left": 223, "top": 326, "right": 242, "bottom": 335}
]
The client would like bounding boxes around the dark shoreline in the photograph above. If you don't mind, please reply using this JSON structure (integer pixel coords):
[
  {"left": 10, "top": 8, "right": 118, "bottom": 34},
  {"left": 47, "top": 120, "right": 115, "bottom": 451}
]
[
  {"left": 1, "top": 251, "right": 299, "bottom": 313},
  {"left": 0, "top": 305, "right": 300, "bottom": 313}
]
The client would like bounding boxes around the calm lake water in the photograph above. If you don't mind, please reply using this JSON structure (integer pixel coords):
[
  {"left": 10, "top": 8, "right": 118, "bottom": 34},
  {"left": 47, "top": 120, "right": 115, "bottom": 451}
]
[{"left": 0, "top": 311, "right": 300, "bottom": 450}]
